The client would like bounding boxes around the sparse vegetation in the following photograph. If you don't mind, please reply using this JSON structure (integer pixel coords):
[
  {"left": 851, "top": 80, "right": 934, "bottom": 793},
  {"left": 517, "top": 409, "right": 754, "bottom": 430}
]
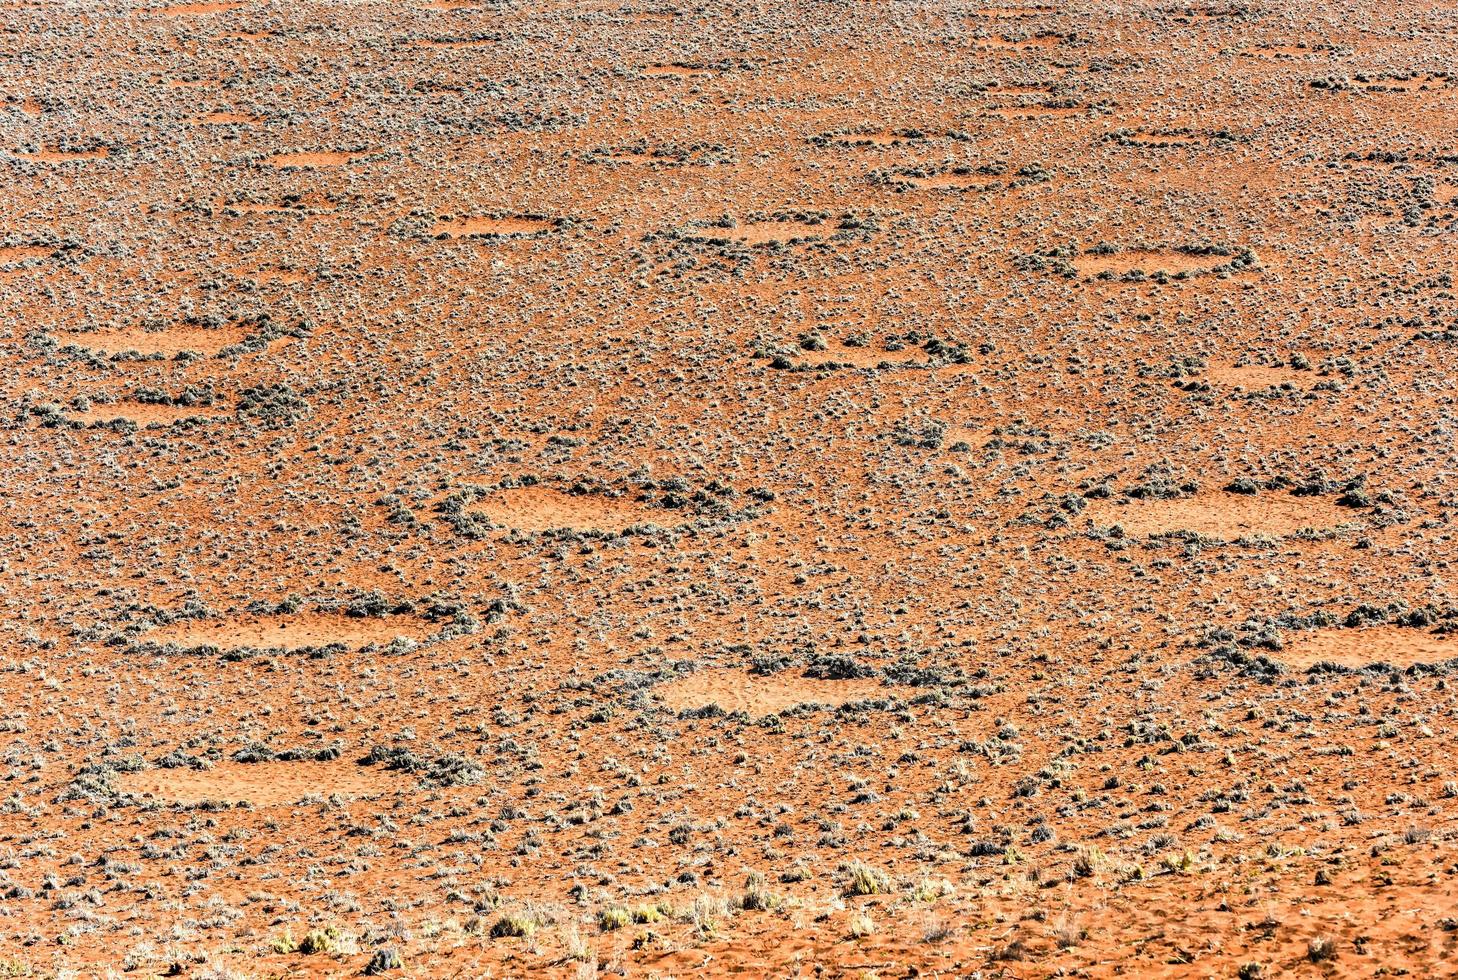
[{"left": 3, "top": 0, "right": 1450, "bottom": 977}]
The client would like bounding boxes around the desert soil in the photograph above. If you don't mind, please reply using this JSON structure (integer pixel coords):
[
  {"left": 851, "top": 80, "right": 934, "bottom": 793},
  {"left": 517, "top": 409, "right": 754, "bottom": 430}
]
[{"left": 2, "top": 0, "right": 1458, "bottom": 977}]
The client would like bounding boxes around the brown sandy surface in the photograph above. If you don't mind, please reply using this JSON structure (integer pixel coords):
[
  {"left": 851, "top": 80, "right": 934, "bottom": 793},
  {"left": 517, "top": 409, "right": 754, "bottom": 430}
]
[
  {"left": 143, "top": 612, "right": 431, "bottom": 651},
  {"left": 120, "top": 757, "right": 393, "bottom": 806},
  {"left": 1279, "top": 624, "right": 1458, "bottom": 671},
  {"left": 656, "top": 670, "right": 888, "bottom": 716},
  {"left": 1087, "top": 491, "right": 1355, "bottom": 539},
  {"left": 3, "top": 0, "right": 1458, "bottom": 977}
]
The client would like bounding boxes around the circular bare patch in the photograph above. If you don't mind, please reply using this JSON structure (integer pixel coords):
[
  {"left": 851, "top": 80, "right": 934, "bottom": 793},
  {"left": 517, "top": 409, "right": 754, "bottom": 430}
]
[
  {"left": 1280, "top": 626, "right": 1458, "bottom": 671},
  {"left": 658, "top": 670, "right": 885, "bottom": 715},
  {"left": 145, "top": 613, "right": 426, "bottom": 652},
  {"left": 1090, "top": 494, "right": 1353, "bottom": 540}
]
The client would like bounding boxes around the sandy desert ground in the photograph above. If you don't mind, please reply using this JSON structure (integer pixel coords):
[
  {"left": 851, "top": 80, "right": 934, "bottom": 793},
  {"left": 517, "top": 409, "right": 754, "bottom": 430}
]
[{"left": 2, "top": 0, "right": 1458, "bottom": 976}]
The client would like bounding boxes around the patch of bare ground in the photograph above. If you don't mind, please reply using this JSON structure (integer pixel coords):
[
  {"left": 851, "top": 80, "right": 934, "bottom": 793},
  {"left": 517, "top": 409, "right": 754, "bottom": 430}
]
[
  {"left": 145, "top": 613, "right": 428, "bottom": 651},
  {"left": 262, "top": 150, "right": 358, "bottom": 168},
  {"left": 901, "top": 171, "right": 986, "bottom": 190},
  {"left": 12, "top": 146, "right": 109, "bottom": 162},
  {"left": 120, "top": 758, "right": 391, "bottom": 807},
  {"left": 467, "top": 486, "right": 653, "bottom": 532},
  {"left": 692, "top": 218, "right": 829, "bottom": 245},
  {"left": 0, "top": 243, "right": 51, "bottom": 263},
  {"left": 1202, "top": 362, "right": 1309, "bottom": 388},
  {"left": 1279, "top": 626, "right": 1458, "bottom": 671},
  {"left": 430, "top": 215, "right": 555, "bottom": 237},
  {"left": 657, "top": 670, "right": 885, "bottom": 715},
  {"left": 250, "top": 267, "right": 310, "bottom": 284},
  {"left": 1089, "top": 493, "right": 1353, "bottom": 540},
  {"left": 55, "top": 325, "right": 249, "bottom": 356},
  {"left": 159, "top": 0, "right": 244, "bottom": 14}
]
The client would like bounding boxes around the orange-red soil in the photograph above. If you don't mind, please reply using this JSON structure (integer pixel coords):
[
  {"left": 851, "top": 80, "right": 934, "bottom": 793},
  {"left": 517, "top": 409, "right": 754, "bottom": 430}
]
[{"left": 3, "top": 0, "right": 1458, "bottom": 977}]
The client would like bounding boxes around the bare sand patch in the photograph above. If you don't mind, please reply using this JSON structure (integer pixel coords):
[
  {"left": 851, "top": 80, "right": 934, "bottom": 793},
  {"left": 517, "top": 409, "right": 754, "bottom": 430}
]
[
  {"left": 1278, "top": 626, "right": 1458, "bottom": 671},
  {"left": 902, "top": 172, "right": 985, "bottom": 190},
  {"left": 737, "top": 220, "right": 827, "bottom": 244},
  {"left": 198, "top": 111, "right": 257, "bottom": 124},
  {"left": 1203, "top": 363, "right": 1306, "bottom": 389},
  {"left": 264, "top": 150, "right": 356, "bottom": 168},
  {"left": 121, "top": 758, "right": 390, "bottom": 806},
  {"left": 160, "top": 1, "right": 244, "bottom": 13},
  {"left": 58, "top": 325, "right": 248, "bottom": 356},
  {"left": 694, "top": 219, "right": 828, "bottom": 245},
  {"left": 0, "top": 244, "right": 51, "bottom": 263},
  {"left": 795, "top": 342, "right": 926, "bottom": 368},
  {"left": 658, "top": 670, "right": 886, "bottom": 715},
  {"left": 1091, "top": 493, "right": 1352, "bottom": 539},
  {"left": 13, "top": 147, "right": 109, "bottom": 162},
  {"left": 146, "top": 613, "right": 427, "bottom": 651},
  {"left": 470, "top": 487, "right": 651, "bottom": 532},
  {"left": 1072, "top": 248, "right": 1230, "bottom": 277},
  {"left": 432, "top": 216, "right": 554, "bottom": 237}
]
